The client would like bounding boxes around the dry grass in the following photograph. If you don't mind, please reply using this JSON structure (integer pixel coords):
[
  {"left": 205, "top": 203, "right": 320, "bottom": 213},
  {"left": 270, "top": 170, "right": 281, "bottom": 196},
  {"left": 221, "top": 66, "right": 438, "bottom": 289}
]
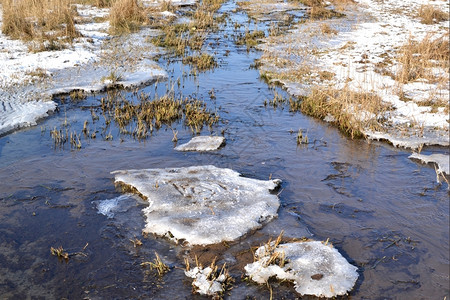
[
  {"left": 182, "top": 53, "right": 217, "bottom": 71},
  {"left": 300, "top": 86, "right": 389, "bottom": 138},
  {"left": 417, "top": 4, "right": 449, "bottom": 25},
  {"left": 1, "top": 0, "right": 79, "bottom": 46},
  {"left": 141, "top": 252, "right": 170, "bottom": 276},
  {"left": 109, "top": 0, "right": 147, "bottom": 34},
  {"left": 396, "top": 33, "right": 449, "bottom": 84}
]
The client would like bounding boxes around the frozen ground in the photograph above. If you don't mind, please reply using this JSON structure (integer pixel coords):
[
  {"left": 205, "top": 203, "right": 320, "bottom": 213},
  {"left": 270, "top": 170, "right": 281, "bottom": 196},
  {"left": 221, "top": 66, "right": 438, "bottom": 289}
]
[
  {"left": 0, "top": 4, "right": 167, "bottom": 136},
  {"left": 112, "top": 165, "right": 281, "bottom": 245},
  {"left": 253, "top": 0, "right": 449, "bottom": 149}
]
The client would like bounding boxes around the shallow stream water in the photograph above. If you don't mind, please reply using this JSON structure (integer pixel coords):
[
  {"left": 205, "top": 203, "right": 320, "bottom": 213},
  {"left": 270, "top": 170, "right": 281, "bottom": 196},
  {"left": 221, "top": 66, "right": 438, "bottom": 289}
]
[{"left": 0, "top": 1, "right": 449, "bottom": 299}]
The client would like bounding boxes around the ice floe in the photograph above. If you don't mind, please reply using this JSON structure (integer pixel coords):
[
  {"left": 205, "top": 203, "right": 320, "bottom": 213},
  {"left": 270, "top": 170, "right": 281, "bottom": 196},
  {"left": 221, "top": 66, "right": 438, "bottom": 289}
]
[
  {"left": 174, "top": 136, "right": 225, "bottom": 151},
  {"left": 245, "top": 241, "right": 359, "bottom": 298},
  {"left": 112, "top": 165, "right": 281, "bottom": 245}
]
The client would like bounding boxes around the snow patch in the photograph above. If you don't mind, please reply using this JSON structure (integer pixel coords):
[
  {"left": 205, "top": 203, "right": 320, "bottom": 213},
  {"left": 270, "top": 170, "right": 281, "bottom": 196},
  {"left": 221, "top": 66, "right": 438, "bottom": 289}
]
[
  {"left": 112, "top": 165, "right": 281, "bottom": 245},
  {"left": 174, "top": 136, "right": 225, "bottom": 151},
  {"left": 185, "top": 266, "right": 228, "bottom": 296},
  {"left": 245, "top": 241, "right": 359, "bottom": 298}
]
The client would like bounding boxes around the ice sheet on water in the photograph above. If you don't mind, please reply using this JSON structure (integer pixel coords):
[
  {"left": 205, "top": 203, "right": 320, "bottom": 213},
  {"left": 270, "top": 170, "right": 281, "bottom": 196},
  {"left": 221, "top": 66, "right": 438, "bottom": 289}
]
[
  {"left": 245, "top": 241, "right": 359, "bottom": 298},
  {"left": 111, "top": 165, "right": 281, "bottom": 245},
  {"left": 0, "top": 98, "right": 56, "bottom": 136},
  {"left": 409, "top": 153, "right": 449, "bottom": 175},
  {"left": 174, "top": 136, "right": 225, "bottom": 151}
]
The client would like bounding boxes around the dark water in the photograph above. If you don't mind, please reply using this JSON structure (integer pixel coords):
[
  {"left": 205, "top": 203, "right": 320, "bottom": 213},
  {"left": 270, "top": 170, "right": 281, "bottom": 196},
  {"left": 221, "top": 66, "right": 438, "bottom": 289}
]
[{"left": 0, "top": 1, "right": 449, "bottom": 299}]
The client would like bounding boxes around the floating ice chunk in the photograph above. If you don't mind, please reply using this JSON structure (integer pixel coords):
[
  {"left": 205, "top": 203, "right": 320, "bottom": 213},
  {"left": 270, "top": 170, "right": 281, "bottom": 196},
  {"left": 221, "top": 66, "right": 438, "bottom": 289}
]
[
  {"left": 409, "top": 153, "right": 449, "bottom": 176},
  {"left": 174, "top": 136, "right": 225, "bottom": 152},
  {"left": 185, "top": 266, "right": 228, "bottom": 296},
  {"left": 245, "top": 241, "right": 359, "bottom": 298},
  {"left": 111, "top": 165, "right": 281, "bottom": 245}
]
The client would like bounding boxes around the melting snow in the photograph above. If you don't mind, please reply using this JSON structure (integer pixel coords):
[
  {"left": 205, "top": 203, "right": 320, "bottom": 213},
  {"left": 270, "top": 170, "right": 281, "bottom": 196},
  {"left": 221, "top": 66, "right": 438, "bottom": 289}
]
[
  {"left": 185, "top": 266, "right": 228, "bottom": 296},
  {"left": 174, "top": 136, "right": 225, "bottom": 151},
  {"left": 245, "top": 241, "right": 359, "bottom": 298},
  {"left": 112, "top": 165, "right": 281, "bottom": 245}
]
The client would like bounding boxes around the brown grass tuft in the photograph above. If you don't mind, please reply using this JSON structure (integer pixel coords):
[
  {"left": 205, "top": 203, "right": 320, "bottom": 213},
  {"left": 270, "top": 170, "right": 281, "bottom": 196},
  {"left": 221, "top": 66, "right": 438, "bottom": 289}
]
[
  {"left": 417, "top": 4, "right": 449, "bottom": 25},
  {"left": 1, "top": 0, "right": 80, "bottom": 45},
  {"left": 396, "top": 33, "right": 449, "bottom": 84},
  {"left": 300, "top": 86, "right": 389, "bottom": 138},
  {"left": 109, "top": 0, "right": 147, "bottom": 34}
]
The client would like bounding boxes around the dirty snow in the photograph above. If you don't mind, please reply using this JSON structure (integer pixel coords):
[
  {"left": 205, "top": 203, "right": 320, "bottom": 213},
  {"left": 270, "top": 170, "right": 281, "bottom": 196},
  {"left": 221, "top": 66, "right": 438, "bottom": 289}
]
[
  {"left": 0, "top": 4, "right": 167, "bottom": 136},
  {"left": 245, "top": 241, "right": 359, "bottom": 298},
  {"left": 409, "top": 153, "right": 449, "bottom": 176},
  {"left": 112, "top": 165, "right": 281, "bottom": 245},
  {"left": 253, "top": 0, "right": 449, "bottom": 148},
  {"left": 185, "top": 266, "right": 228, "bottom": 296},
  {"left": 174, "top": 136, "right": 225, "bottom": 151}
]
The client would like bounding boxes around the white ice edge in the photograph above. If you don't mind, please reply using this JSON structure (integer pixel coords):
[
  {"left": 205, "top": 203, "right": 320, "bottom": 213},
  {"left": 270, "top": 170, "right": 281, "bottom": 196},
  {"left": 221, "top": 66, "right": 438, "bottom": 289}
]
[
  {"left": 112, "top": 165, "right": 281, "bottom": 245},
  {"left": 409, "top": 153, "right": 450, "bottom": 176}
]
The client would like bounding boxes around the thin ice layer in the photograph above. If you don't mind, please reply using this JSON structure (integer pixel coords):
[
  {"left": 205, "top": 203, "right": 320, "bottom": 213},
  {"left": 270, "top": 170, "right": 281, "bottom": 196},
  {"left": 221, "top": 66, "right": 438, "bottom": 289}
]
[
  {"left": 245, "top": 241, "right": 359, "bottom": 298},
  {"left": 174, "top": 136, "right": 225, "bottom": 151},
  {"left": 409, "top": 153, "right": 449, "bottom": 175},
  {"left": 112, "top": 165, "right": 281, "bottom": 245}
]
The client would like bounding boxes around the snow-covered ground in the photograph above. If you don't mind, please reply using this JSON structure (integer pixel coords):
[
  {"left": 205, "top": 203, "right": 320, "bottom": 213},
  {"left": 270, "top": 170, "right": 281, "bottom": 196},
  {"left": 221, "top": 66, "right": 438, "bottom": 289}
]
[
  {"left": 254, "top": 0, "right": 449, "bottom": 149},
  {"left": 0, "top": 3, "right": 167, "bottom": 136}
]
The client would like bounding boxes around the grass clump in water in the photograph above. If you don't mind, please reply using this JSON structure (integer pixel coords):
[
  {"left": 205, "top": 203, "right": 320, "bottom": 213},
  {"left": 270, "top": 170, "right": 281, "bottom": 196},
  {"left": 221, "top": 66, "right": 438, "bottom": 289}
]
[
  {"left": 300, "top": 86, "right": 389, "bottom": 139},
  {"left": 182, "top": 53, "right": 217, "bottom": 71},
  {"left": 141, "top": 252, "right": 170, "bottom": 276}
]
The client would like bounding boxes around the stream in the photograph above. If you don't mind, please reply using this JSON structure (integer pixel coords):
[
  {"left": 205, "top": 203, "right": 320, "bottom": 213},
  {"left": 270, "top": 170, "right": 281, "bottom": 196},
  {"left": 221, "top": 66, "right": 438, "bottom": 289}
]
[{"left": 0, "top": 1, "right": 448, "bottom": 299}]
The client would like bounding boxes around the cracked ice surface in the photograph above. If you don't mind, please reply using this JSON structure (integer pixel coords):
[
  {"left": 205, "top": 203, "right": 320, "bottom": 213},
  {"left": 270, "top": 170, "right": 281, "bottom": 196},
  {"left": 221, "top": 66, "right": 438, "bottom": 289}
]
[
  {"left": 245, "top": 241, "right": 359, "bottom": 298},
  {"left": 112, "top": 165, "right": 281, "bottom": 245}
]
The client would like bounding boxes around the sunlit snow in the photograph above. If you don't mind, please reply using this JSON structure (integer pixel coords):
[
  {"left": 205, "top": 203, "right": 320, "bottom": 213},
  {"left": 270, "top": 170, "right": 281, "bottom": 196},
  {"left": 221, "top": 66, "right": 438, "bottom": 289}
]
[{"left": 245, "top": 241, "right": 359, "bottom": 298}]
